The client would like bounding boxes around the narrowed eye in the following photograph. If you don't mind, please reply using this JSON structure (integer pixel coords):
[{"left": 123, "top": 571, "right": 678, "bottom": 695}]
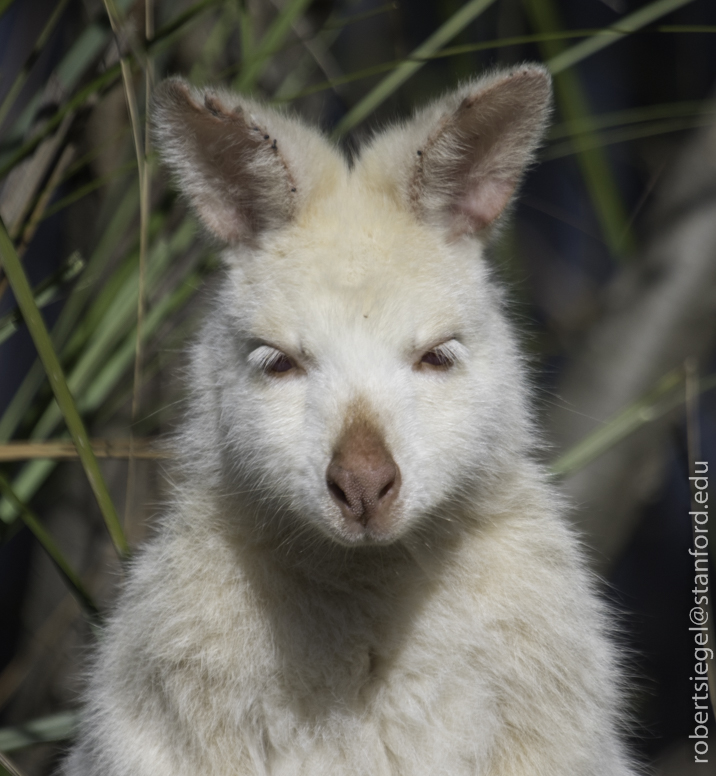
[
  {"left": 420, "top": 349, "right": 453, "bottom": 368},
  {"left": 416, "top": 339, "right": 463, "bottom": 371},
  {"left": 266, "top": 352, "right": 295, "bottom": 374},
  {"left": 248, "top": 345, "right": 297, "bottom": 376}
]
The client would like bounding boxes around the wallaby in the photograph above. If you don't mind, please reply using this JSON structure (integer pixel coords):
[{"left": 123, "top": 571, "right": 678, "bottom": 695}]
[{"left": 63, "top": 65, "right": 637, "bottom": 775}]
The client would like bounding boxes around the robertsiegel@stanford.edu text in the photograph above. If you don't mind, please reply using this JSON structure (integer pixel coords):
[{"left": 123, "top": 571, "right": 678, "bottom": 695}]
[{"left": 689, "top": 461, "right": 711, "bottom": 764}]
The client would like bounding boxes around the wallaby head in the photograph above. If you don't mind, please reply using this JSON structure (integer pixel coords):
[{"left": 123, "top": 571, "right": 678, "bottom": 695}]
[{"left": 153, "top": 66, "right": 552, "bottom": 550}]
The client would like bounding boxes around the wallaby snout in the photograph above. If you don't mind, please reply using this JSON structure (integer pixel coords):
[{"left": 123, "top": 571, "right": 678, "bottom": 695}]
[{"left": 326, "top": 421, "right": 401, "bottom": 529}]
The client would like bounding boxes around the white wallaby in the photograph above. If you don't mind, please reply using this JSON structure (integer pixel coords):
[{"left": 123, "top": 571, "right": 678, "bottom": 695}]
[{"left": 63, "top": 65, "right": 637, "bottom": 775}]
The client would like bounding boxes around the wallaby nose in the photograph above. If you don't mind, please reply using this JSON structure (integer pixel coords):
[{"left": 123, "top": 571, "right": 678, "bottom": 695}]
[{"left": 326, "top": 422, "right": 401, "bottom": 527}]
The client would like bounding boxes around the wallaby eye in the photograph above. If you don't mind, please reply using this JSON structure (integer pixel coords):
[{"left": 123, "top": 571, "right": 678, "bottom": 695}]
[
  {"left": 248, "top": 345, "right": 297, "bottom": 376},
  {"left": 420, "top": 349, "right": 453, "bottom": 368},
  {"left": 415, "top": 338, "right": 463, "bottom": 371},
  {"left": 266, "top": 352, "right": 295, "bottom": 374}
]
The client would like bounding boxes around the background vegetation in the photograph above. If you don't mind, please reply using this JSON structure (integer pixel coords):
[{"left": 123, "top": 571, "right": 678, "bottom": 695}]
[{"left": 0, "top": 0, "right": 714, "bottom": 774}]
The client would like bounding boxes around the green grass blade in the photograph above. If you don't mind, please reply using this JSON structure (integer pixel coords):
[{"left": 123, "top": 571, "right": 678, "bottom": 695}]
[
  {"left": 0, "top": 461, "right": 54, "bottom": 525},
  {"left": 523, "top": 0, "right": 633, "bottom": 257},
  {"left": 55, "top": 188, "right": 141, "bottom": 351},
  {"left": 281, "top": 28, "right": 716, "bottom": 104},
  {"left": 235, "top": 0, "right": 315, "bottom": 91},
  {"left": 94, "top": 308, "right": 205, "bottom": 429},
  {"left": 0, "top": 251, "right": 84, "bottom": 346},
  {"left": 19, "top": 215, "right": 166, "bottom": 445},
  {"left": 190, "top": 3, "right": 239, "bottom": 85},
  {"left": 277, "top": 31, "right": 604, "bottom": 103},
  {"left": 53, "top": 0, "right": 136, "bottom": 94},
  {"left": 30, "top": 237, "right": 165, "bottom": 440},
  {"left": 62, "top": 245, "right": 143, "bottom": 365},
  {"left": 0, "top": 0, "right": 230, "bottom": 179},
  {"left": 0, "top": 188, "right": 139, "bottom": 447},
  {"left": 152, "top": 0, "right": 226, "bottom": 49},
  {"left": 79, "top": 258, "right": 211, "bottom": 416},
  {"left": 239, "top": 1, "right": 254, "bottom": 68},
  {"left": 67, "top": 215, "right": 192, "bottom": 371},
  {"left": 0, "top": 473, "right": 100, "bottom": 621},
  {"left": 547, "top": 0, "right": 698, "bottom": 75},
  {"left": 526, "top": 0, "right": 698, "bottom": 258},
  {"left": 0, "top": 24, "right": 106, "bottom": 153},
  {"left": 0, "top": 250, "right": 207, "bottom": 527},
  {"left": 0, "top": 0, "right": 18, "bottom": 22},
  {"left": 0, "top": 0, "right": 135, "bottom": 152},
  {"left": 0, "top": 0, "right": 73, "bottom": 130},
  {"left": 324, "top": 3, "right": 397, "bottom": 30},
  {"left": 545, "top": 114, "right": 716, "bottom": 161},
  {"left": 0, "top": 64, "right": 121, "bottom": 182},
  {"left": 330, "top": 0, "right": 498, "bottom": 138},
  {"left": 0, "top": 753, "right": 22, "bottom": 776},
  {"left": 41, "top": 160, "right": 137, "bottom": 221},
  {"left": 0, "top": 712, "right": 79, "bottom": 753},
  {"left": 281, "top": 32, "right": 550, "bottom": 103},
  {"left": 549, "top": 98, "right": 716, "bottom": 139},
  {"left": 551, "top": 370, "right": 716, "bottom": 478},
  {"left": 0, "top": 218, "right": 196, "bottom": 525},
  {"left": 0, "top": 217, "right": 128, "bottom": 556}
]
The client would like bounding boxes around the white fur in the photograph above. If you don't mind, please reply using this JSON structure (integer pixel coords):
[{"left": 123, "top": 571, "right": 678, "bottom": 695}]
[{"left": 63, "top": 66, "right": 637, "bottom": 775}]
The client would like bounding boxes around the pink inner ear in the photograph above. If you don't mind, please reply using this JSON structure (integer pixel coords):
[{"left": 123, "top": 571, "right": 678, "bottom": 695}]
[
  {"left": 198, "top": 199, "right": 248, "bottom": 244},
  {"left": 455, "top": 178, "right": 515, "bottom": 232}
]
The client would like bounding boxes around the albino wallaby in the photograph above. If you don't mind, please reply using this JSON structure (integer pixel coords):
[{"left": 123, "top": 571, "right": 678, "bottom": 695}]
[{"left": 63, "top": 65, "right": 637, "bottom": 775}]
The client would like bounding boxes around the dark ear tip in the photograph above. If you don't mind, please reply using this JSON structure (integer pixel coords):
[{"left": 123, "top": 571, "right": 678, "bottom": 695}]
[
  {"left": 203, "top": 93, "right": 240, "bottom": 121},
  {"left": 517, "top": 63, "right": 550, "bottom": 77},
  {"left": 495, "top": 63, "right": 553, "bottom": 111},
  {"left": 460, "top": 64, "right": 552, "bottom": 114},
  {"left": 153, "top": 78, "right": 243, "bottom": 127},
  {"left": 153, "top": 77, "right": 198, "bottom": 115},
  {"left": 509, "top": 63, "right": 552, "bottom": 90}
]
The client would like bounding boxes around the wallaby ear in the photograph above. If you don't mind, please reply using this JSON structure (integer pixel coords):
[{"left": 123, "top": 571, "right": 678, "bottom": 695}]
[
  {"left": 152, "top": 78, "right": 336, "bottom": 244},
  {"left": 361, "top": 65, "right": 552, "bottom": 237}
]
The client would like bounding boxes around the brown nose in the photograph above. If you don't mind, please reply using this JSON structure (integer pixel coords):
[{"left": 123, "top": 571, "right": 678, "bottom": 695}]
[{"left": 326, "top": 422, "right": 401, "bottom": 527}]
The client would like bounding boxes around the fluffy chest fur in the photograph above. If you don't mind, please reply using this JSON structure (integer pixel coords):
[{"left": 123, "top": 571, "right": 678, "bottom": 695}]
[{"left": 84, "top": 477, "right": 624, "bottom": 776}]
